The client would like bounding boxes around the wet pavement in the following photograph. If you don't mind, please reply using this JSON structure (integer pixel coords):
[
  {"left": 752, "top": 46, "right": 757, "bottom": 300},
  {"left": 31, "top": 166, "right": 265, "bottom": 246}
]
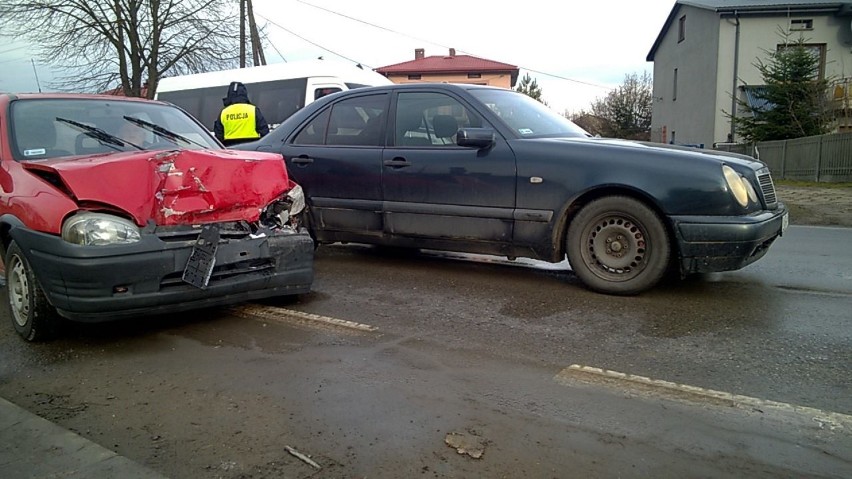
[{"left": 0, "top": 225, "right": 850, "bottom": 477}]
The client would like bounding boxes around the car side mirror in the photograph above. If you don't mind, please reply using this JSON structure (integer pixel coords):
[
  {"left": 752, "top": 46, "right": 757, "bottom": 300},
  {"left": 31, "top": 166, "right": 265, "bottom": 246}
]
[{"left": 457, "top": 128, "right": 495, "bottom": 149}]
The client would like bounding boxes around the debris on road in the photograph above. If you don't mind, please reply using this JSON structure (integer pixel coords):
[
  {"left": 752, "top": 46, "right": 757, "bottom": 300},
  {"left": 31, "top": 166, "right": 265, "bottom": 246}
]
[
  {"left": 285, "top": 445, "right": 321, "bottom": 469},
  {"left": 445, "top": 431, "right": 487, "bottom": 459}
]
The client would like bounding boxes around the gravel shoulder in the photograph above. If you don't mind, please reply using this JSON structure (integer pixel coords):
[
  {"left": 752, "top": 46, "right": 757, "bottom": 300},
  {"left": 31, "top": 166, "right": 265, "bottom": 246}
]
[{"left": 775, "top": 184, "right": 852, "bottom": 227}]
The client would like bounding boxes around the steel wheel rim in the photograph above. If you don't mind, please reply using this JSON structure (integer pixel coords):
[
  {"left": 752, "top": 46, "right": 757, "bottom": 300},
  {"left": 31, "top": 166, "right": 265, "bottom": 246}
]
[
  {"left": 581, "top": 213, "right": 648, "bottom": 282},
  {"left": 8, "top": 254, "right": 30, "bottom": 327}
]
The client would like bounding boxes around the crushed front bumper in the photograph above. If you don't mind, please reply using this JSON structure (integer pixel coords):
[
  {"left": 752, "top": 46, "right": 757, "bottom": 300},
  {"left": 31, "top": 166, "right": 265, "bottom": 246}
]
[
  {"left": 672, "top": 203, "right": 788, "bottom": 274},
  {"left": 10, "top": 225, "right": 314, "bottom": 322}
]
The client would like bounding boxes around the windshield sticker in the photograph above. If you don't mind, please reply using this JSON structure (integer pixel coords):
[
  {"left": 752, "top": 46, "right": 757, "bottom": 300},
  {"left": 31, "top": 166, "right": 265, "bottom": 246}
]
[
  {"left": 518, "top": 128, "right": 534, "bottom": 135},
  {"left": 23, "top": 148, "right": 46, "bottom": 156}
]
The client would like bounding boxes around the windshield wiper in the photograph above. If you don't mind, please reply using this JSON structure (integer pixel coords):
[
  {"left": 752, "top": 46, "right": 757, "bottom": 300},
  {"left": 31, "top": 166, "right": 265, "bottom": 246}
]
[
  {"left": 122, "top": 116, "right": 208, "bottom": 149},
  {"left": 55, "top": 117, "right": 142, "bottom": 150}
]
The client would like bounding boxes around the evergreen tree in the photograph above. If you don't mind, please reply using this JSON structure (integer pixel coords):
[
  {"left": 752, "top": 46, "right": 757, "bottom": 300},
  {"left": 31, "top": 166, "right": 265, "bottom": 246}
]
[
  {"left": 729, "top": 36, "right": 831, "bottom": 142},
  {"left": 515, "top": 73, "right": 546, "bottom": 104}
]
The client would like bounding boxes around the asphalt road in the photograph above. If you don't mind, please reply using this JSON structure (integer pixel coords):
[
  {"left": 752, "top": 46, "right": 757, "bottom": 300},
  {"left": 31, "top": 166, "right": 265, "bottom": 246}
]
[{"left": 0, "top": 225, "right": 850, "bottom": 477}]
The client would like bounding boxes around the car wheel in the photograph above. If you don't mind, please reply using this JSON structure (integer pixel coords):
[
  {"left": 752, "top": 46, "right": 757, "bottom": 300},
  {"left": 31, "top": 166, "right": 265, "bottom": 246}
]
[
  {"left": 566, "top": 196, "right": 670, "bottom": 295},
  {"left": 5, "top": 241, "right": 61, "bottom": 341}
]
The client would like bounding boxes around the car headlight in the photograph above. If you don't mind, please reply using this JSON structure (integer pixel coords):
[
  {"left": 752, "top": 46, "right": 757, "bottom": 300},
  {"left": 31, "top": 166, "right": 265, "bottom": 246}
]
[
  {"left": 722, "top": 165, "right": 750, "bottom": 207},
  {"left": 262, "top": 184, "right": 306, "bottom": 228},
  {"left": 62, "top": 212, "right": 141, "bottom": 245},
  {"left": 287, "top": 184, "right": 306, "bottom": 216},
  {"left": 743, "top": 178, "right": 758, "bottom": 203}
]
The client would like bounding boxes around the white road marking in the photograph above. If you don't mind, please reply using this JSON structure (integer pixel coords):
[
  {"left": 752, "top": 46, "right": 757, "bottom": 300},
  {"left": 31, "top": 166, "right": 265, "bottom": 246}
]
[
  {"left": 556, "top": 364, "right": 852, "bottom": 431},
  {"left": 230, "top": 304, "right": 378, "bottom": 332}
]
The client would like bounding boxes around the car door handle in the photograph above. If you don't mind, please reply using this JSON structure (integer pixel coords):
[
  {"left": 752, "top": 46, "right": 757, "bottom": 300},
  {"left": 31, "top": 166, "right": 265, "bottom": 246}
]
[
  {"left": 291, "top": 156, "right": 314, "bottom": 165},
  {"left": 384, "top": 157, "right": 411, "bottom": 168}
]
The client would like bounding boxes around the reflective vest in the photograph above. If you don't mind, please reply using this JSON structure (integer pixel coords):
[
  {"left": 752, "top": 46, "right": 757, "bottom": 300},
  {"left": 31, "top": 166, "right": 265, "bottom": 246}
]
[{"left": 220, "top": 103, "right": 260, "bottom": 141}]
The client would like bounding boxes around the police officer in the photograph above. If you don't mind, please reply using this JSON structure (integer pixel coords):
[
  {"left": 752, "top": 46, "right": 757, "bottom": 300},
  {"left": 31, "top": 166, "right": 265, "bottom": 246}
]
[{"left": 214, "top": 81, "right": 269, "bottom": 146}]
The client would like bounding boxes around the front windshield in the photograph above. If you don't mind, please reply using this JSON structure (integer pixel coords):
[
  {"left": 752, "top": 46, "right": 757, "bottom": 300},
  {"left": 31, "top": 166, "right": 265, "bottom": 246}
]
[
  {"left": 10, "top": 98, "right": 221, "bottom": 162},
  {"left": 469, "top": 88, "right": 590, "bottom": 139}
]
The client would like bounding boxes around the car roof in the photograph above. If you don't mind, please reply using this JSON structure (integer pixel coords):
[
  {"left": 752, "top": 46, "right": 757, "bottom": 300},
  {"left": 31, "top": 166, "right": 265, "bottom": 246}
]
[
  {"left": 331, "top": 82, "right": 509, "bottom": 95},
  {"left": 1, "top": 92, "right": 169, "bottom": 105}
]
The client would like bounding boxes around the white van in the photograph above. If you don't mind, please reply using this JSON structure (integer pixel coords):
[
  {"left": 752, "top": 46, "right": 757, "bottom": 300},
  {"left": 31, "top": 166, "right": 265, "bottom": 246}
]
[{"left": 155, "top": 60, "right": 392, "bottom": 129}]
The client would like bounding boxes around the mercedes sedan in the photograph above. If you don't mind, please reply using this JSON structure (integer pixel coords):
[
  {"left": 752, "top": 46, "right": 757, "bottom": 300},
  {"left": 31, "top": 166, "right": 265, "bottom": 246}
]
[{"left": 236, "top": 83, "right": 787, "bottom": 295}]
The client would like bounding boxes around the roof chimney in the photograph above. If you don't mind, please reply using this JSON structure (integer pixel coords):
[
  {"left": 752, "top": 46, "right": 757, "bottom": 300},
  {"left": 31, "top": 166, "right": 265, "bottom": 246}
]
[
  {"left": 415, "top": 48, "right": 425, "bottom": 60},
  {"left": 449, "top": 48, "right": 456, "bottom": 57}
]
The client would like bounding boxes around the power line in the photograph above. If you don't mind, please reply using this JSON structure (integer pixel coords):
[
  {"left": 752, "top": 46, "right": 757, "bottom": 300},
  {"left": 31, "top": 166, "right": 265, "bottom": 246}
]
[
  {"left": 255, "top": 13, "right": 370, "bottom": 68},
  {"left": 295, "top": 0, "right": 611, "bottom": 90},
  {"left": 0, "top": 45, "right": 29, "bottom": 55}
]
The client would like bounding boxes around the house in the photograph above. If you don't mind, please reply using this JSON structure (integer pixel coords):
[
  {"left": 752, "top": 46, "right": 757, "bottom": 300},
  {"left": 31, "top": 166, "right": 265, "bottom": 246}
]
[
  {"left": 375, "top": 48, "right": 519, "bottom": 89},
  {"left": 647, "top": 0, "right": 852, "bottom": 147}
]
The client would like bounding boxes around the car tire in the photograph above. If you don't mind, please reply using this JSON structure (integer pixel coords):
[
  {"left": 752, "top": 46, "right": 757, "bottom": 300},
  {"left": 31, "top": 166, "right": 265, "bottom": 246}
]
[
  {"left": 566, "top": 196, "right": 670, "bottom": 295},
  {"left": 5, "top": 241, "right": 61, "bottom": 341}
]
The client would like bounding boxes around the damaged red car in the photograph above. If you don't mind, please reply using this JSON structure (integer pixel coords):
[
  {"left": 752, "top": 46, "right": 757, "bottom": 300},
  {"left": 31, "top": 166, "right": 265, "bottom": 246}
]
[{"left": 0, "top": 93, "right": 314, "bottom": 341}]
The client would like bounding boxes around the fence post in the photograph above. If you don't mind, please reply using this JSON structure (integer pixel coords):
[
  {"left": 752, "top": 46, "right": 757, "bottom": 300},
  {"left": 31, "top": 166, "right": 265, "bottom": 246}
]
[
  {"left": 780, "top": 140, "right": 786, "bottom": 179},
  {"left": 815, "top": 136, "right": 823, "bottom": 182}
]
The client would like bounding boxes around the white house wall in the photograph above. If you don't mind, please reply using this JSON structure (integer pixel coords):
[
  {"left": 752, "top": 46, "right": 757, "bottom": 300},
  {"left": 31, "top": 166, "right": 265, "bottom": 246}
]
[{"left": 719, "top": 13, "right": 852, "bottom": 143}]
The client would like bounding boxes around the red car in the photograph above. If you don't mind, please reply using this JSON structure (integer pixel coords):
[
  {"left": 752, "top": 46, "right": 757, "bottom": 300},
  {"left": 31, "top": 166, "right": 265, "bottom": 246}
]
[{"left": 0, "top": 93, "right": 314, "bottom": 341}]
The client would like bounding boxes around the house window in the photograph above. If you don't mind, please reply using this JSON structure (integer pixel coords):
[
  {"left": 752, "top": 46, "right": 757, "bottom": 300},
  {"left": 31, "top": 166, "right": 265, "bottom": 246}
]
[
  {"left": 467, "top": 73, "right": 481, "bottom": 79},
  {"left": 790, "top": 19, "right": 813, "bottom": 31},
  {"left": 673, "top": 68, "right": 678, "bottom": 101},
  {"left": 777, "top": 43, "right": 826, "bottom": 79},
  {"left": 678, "top": 15, "right": 686, "bottom": 42},
  {"left": 407, "top": 74, "right": 422, "bottom": 80}
]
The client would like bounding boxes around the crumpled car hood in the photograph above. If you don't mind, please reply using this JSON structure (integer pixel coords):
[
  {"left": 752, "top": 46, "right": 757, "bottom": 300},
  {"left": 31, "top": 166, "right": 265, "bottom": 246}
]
[{"left": 23, "top": 149, "right": 291, "bottom": 226}]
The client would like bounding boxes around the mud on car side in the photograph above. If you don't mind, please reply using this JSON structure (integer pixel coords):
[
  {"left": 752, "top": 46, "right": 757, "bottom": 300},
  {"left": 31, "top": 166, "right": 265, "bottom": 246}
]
[{"left": 0, "top": 93, "right": 314, "bottom": 341}]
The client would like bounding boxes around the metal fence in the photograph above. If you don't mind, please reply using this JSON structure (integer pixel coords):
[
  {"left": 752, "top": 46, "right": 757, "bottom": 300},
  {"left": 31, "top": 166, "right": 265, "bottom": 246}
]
[{"left": 715, "top": 132, "right": 852, "bottom": 182}]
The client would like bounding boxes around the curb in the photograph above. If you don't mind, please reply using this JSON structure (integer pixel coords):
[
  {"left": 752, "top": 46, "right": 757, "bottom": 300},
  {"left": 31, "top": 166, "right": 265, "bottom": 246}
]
[{"left": 0, "top": 397, "right": 167, "bottom": 479}]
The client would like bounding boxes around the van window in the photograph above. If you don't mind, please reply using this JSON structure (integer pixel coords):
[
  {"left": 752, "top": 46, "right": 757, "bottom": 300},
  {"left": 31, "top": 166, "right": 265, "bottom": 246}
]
[
  {"left": 158, "top": 78, "right": 308, "bottom": 130},
  {"left": 314, "top": 87, "right": 342, "bottom": 100}
]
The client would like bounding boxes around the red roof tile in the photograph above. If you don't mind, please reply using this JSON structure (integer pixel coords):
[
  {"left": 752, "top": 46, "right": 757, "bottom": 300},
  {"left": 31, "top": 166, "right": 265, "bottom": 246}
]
[{"left": 376, "top": 54, "right": 518, "bottom": 75}]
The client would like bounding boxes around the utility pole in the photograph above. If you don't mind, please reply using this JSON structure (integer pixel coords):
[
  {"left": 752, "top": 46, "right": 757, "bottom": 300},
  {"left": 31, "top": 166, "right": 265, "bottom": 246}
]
[
  {"left": 239, "top": 0, "right": 265, "bottom": 68},
  {"left": 246, "top": 0, "right": 266, "bottom": 66},
  {"left": 30, "top": 59, "right": 42, "bottom": 92},
  {"left": 239, "top": 0, "right": 246, "bottom": 68}
]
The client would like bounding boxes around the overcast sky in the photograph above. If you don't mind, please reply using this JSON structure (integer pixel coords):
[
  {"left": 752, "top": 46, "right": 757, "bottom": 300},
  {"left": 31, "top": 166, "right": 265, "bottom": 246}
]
[{"left": 0, "top": 0, "right": 676, "bottom": 113}]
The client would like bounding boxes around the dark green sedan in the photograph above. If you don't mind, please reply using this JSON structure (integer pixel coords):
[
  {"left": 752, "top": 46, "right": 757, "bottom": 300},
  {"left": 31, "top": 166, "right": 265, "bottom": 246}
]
[{"left": 235, "top": 83, "right": 788, "bottom": 295}]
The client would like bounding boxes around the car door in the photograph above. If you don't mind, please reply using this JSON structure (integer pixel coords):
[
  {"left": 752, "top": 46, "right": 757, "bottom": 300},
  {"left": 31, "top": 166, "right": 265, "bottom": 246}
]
[
  {"left": 281, "top": 92, "right": 389, "bottom": 239},
  {"left": 382, "top": 90, "right": 516, "bottom": 250}
]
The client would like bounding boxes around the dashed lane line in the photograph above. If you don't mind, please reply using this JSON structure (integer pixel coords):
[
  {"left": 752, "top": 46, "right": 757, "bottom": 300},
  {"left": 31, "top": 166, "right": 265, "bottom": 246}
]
[
  {"left": 230, "top": 304, "right": 378, "bottom": 332},
  {"left": 556, "top": 364, "right": 852, "bottom": 431}
]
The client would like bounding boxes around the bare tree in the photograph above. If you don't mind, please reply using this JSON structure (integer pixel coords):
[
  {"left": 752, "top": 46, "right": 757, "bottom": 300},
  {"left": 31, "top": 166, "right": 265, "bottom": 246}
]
[
  {"left": 0, "top": 0, "right": 242, "bottom": 98},
  {"left": 590, "top": 72, "right": 652, "bottom": 140}
]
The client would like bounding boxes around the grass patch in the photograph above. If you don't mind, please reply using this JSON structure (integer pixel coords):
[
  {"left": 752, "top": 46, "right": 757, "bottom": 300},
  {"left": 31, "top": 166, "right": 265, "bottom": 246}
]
[{"left": 775, "top": 180, "right": 852, "bottom": 189}]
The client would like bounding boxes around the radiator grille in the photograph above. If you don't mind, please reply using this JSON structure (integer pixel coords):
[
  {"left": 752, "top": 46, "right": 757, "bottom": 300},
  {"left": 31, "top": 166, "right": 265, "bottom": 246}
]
[{"left": 757, "top": 171, "right": 777, "bottom": 207}]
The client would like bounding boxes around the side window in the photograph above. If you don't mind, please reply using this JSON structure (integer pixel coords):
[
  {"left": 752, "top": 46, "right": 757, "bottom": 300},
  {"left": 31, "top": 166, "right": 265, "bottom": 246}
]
[
  {"left": 293, "top": 109, "right": 330, "bottom": 145},
  {"left": 395, "top": 92, "right": 482, "bottom": 147},
  {"left": 324, "top": 94, "right": 388, "bottom": 147}
]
